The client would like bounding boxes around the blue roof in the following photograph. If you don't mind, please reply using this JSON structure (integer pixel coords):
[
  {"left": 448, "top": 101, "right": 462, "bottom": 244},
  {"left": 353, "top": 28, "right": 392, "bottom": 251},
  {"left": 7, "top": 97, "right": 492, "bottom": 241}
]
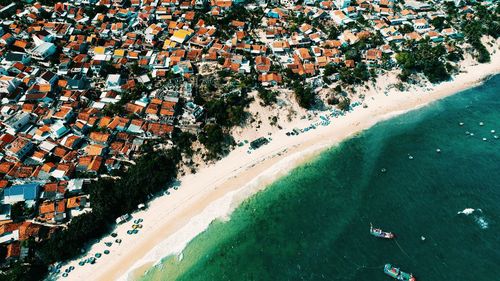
[{"left": 3, "top": 183, "right": 40, "bottom": 201}]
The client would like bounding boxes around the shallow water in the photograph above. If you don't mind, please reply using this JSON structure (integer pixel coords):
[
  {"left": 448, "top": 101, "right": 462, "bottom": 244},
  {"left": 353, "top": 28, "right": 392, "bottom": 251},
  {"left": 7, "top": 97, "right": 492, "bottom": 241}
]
[{"left": 140, "top": 75, "right": 500, "bottom": 281}]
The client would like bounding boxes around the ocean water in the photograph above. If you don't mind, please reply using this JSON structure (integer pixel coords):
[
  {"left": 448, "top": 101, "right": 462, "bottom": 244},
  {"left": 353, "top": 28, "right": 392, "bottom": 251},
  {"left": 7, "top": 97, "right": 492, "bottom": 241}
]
[{"left": 139, "top": 75, "right": 500, "bottom": 281}]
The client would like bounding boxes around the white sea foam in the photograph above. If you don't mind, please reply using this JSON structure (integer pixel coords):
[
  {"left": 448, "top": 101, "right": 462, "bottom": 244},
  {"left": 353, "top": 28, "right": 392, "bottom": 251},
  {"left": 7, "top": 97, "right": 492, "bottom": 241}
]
[
  {"left": 457, "top": 208, "right": 488, "bottom": 229},
  {"left": 475, "top": 216, "right": 489, "bottom": 229},
  {"left": 119, "top": 144, "right": 327, "bottom": 281},
  {"left": 457, "top": 208, "right": 475, "bottom": 215}
]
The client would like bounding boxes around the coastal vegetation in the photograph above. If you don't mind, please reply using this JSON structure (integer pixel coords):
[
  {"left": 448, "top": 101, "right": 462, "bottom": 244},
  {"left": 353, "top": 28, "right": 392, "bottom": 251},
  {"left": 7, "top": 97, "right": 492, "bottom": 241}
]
[
  {"left": 339, "top": 63, "right": 371, "bottom": 84},
  {"left": 199, "top": 123, "right": 234, "bottom": 160},
  {"left": 337, "top": 97, "right": 351, "bottom": 111},
  {"left": 396, "top": 41, "right": 450, "bottom": 83},
  {"left": 1, "top": 150, "right": 180, "bottom": 280},
  {"left": 257, "top": 87, "right": 279, "bottom": 106},
  {"left": 0, "top": 0, "right": 499, "bottom": 279},
  {"left": 293, "top": 83, "right": 316, "bottom": 109}
]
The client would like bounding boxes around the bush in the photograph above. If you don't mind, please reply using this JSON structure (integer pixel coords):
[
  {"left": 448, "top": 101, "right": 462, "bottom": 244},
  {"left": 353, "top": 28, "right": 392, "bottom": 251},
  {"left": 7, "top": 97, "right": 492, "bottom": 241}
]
[
  {"left": 396, "top": 41, "right": 450, "bottom": 83},
  {"left": 204, "top": 91, "right": 253, "bottom": 127},
  {"left": 462, "top": 20, "right": 491, "bottom": 63},
  {"left": 257, "top": 87, "right": 278, "bottom": 106},
  {"left": 199, "top": 124, "right": 234, "bottom": 159},
  {"left": 38, "top": 150, "right": 179, "bottom": 265},
  {"left": 293, "top": 84, "right": 316, "bottom": 109},
  {"left": 337, "top": 97, "right": 351, "bottom": 111}
]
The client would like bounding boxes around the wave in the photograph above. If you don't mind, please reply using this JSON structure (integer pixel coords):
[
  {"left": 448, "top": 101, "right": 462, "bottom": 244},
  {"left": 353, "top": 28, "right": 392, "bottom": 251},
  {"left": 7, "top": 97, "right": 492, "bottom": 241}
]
[
  {"left": 119, "top": 144, "right": 330, "bottom": 281},
  {"left": 457, "top": 208, "right": 488, "bottom": 229},
  {"left": 457, "top": 208, "right": 475, "bottom": 215}
]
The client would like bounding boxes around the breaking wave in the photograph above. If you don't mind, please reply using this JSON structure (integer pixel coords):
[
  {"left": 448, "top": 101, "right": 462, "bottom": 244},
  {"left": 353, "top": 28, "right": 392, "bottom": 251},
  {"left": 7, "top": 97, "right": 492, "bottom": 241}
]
[{"left": 457, "top": 208, "right": 488, "bottom": 229}]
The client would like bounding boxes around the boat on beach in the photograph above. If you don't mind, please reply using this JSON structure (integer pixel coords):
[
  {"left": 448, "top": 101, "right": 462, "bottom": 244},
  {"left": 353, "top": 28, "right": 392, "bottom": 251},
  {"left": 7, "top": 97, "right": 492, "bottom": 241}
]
[
  {"left": 384, "top": 264, "right": 416, "bottom": 281},
  {"left": 370, "top": 223, "right": 394, "bottom": 239}
]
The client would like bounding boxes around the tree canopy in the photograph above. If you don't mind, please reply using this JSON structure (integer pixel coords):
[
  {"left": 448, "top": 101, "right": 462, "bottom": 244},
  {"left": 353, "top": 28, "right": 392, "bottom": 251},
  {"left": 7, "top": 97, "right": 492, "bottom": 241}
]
[
  {"left": 396, "top": 41, "right": 450, "bottom": 83},
  {"left": 293, "top": 83, "right": 316, "bottom": 109},
  {"left": 38, "top": 150, "right": 179, "bottom": 264}
]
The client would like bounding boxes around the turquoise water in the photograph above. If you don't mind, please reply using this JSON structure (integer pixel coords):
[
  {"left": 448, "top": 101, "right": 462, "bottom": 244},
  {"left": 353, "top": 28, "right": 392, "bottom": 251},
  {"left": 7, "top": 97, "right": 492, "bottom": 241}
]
[{"left": 140, "top": 75, "right": 500, "bottom": 281}]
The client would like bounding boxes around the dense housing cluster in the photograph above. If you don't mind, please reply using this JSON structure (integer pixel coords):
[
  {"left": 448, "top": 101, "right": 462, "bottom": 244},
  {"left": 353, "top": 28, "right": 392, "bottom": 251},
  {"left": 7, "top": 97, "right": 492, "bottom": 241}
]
[{"left": 0, "top": 0, "right": 497, "bottom": 277}]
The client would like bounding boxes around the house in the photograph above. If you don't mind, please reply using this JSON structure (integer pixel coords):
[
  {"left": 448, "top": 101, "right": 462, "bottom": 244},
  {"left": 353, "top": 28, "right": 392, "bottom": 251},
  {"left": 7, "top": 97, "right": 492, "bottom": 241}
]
[
  {"left": 255, "top": 56, "right": 272, "bottom": 73},
  {"left": 0, "top": 226, "right": 19, "bottom": 244},
  {"left": 413, "top": 18, "right": 430, "bottom": 33},
  {"left": 441, "top": 28, "right": 461, "bottom": 39},
  {"left": 258, "top": 73, "right": 283, "bottom": 86},
  {"left": 365, "top": 49, "right": 383, "bottom": 65},
  {"left": 66, "top": 179, "right": 85, "bottom": 193},
  {"left": 1, "top": 52, "right": 31, "bottom": 66},
  {"left": 0, "top": 76, "right": 20, "bottom": 94},
  {"left": 50, "top": 120, "right": 70, "bottom": 139},
  {"left": 5, "top": 137, "right": 35, "bottom": 160},
  {"left": 105, "top": 74, "right": 123, "bottom": 91},
  {"left": 404, "top": 0, "right": 431, "bottom": 11},
  {"left": 331, "top": 10, "right": 350, "bottom": 26},
  {"left": 2, "top": 183, "right": 40, "bottom": 206},
  {"left": 171, "top": 29, "right": 193, "bottom": 44},
  {"left": 334, "top": 0, "right": 351, "bottom": 9},
  {"left": 38, "top": 200, "right": 66, "bottom": 223},
  {"left": 66, "top": 196, "right": 88, "bottom": 218},
  {"left": 28, "top": 42, "right": 56, "bottom": 61}
]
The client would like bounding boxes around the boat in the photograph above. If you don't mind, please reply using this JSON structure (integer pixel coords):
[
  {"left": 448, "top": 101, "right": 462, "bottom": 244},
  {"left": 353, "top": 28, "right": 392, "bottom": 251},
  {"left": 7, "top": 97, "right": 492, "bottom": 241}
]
[
  {"left": 384, "top": 264, "right": 416, "bottom": 281},
  {"left": 370, "top": 223, "right": 394, "bottom": 239}
]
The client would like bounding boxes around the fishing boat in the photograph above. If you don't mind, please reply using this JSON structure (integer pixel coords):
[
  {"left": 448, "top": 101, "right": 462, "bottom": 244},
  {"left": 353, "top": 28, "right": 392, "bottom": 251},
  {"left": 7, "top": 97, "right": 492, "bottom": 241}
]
[
  {"left": 384, "top": 264, "right": 416, "bottom": 281},
  {"left": 370, "top": 223, "right": 394, "bottom": 239}
]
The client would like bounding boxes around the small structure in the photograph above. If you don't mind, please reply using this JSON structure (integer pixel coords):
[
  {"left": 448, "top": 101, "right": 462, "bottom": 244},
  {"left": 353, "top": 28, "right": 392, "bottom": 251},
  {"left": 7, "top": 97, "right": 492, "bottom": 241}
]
[
  {"left": 250, "top": 137, "right": 269, "bottom": 149},
  {"left": 115, "top": 214, "right": 130, "bottom": 224},
  {"left": 2, "top": 183, "right": 41, "bottom": 206}
]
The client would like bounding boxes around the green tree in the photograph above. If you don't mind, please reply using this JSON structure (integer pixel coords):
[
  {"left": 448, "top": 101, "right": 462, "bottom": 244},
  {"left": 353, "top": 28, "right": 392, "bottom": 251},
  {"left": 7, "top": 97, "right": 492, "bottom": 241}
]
[
  {"left": 396, "top": 41, "right": 450, "bottom": 83},
  {"left": 10, "top": 202, "right": 25, "bottom": 223},
  {"left": 293, "top": 84, "right": 316, "bottom": 109},
  {"left": 257, "top": 87, "right": 278, "bottom": 106},
  {"left": 328, "top": 26, "right": 341, "bottom": 40},
  {"left": 338, "top": 97, "right": 351, "bottom": 111},
  {"left": 199, "top": 124, "right": 234, "bottom": 159}
]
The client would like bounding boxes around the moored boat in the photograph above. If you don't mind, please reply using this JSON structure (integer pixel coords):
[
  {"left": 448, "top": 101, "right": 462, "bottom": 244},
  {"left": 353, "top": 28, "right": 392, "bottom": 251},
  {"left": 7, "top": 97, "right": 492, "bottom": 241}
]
[
  {"left": 370, "top": 223, "right": 394, "bottom": 239},
  {"left": 384, "top": 264, "right": 416, "bottom": 281}
]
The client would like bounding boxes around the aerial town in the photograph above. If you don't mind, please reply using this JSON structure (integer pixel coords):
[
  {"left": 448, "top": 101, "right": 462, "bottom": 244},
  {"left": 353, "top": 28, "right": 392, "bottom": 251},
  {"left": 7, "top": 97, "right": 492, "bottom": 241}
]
[{"left": 0, "top": 0, "right": 497, "bottom": 279}]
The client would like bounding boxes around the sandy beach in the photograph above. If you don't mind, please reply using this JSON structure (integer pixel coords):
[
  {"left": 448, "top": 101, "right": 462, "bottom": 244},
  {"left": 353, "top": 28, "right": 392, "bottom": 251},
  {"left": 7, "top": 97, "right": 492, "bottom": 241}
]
[{"left": 58, "top": 48, "right": 500, "bottom": 281}]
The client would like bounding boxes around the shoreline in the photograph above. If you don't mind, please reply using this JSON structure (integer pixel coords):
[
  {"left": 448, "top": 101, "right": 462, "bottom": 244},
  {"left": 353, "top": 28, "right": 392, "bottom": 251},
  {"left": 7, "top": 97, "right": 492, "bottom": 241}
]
[{"left": 59, "top": 50, "right": 500, "bottom": 281}]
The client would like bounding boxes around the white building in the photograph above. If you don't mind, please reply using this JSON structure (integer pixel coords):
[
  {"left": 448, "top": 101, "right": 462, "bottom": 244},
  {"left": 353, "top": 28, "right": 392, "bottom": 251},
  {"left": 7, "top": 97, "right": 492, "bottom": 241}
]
[
  {"left": 0, "top": 76, "right": 19, "bottom": 94},
  {"left": 29, "top": 42, "right": 56, "bottom": 61},
  {"left": 4, "top": 112, "right": 36, "bottom": 134},
  {"left": 105, "top": 74, "right": 123, "bottom": 91},
  {"left": 334, "top": 0, "right": 351, "bottom": 9}
]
